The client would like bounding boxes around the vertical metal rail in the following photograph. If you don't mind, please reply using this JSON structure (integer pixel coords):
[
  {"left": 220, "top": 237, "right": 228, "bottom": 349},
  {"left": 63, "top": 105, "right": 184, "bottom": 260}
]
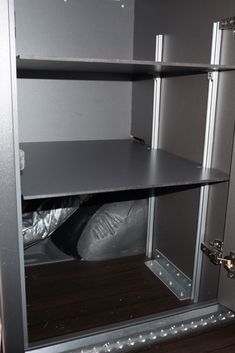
[
  {"left": 146, "top": 35, "right": 163, "bottom": 258},
  {"left": 10, "top": 0, "right": 29, "bottom": 347},
  {"left": 191, "top": 22, "right": 222, "bottom": 301}
]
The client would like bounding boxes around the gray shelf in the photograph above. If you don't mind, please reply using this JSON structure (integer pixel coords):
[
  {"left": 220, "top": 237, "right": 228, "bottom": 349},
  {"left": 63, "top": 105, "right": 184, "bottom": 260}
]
[
  {"left": 16, "top": 56, "right": 235, "bottom": 79},
  {"left": 20, "top": 140, "right": 229, "bottom": 200}
]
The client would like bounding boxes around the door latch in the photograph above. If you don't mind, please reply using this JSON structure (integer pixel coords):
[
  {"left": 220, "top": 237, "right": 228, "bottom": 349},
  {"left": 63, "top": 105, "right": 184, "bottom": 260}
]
[{"left": 201, "top": 240, "right": 235, "bottom": 279}]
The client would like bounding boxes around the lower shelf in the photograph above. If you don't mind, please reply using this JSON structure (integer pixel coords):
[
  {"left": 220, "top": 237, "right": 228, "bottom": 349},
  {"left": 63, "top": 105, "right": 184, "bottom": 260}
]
[
  {"left": 20, "top": 140, "right": 229, "bottom": 200},
  {"left": 26, "top": 255, "right": 190, "bottom": 344}
]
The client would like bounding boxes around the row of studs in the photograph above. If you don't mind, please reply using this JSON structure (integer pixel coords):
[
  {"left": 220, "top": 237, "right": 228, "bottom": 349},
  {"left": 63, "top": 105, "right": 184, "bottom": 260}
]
[{"left": 80, "top": 310, "right": 235, "bottom": 353}]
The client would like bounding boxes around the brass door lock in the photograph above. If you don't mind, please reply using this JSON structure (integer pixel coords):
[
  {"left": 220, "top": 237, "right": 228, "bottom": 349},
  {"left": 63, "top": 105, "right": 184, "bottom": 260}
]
[{"left": 201, "top": 240, "right": 235, "bottom": 279}]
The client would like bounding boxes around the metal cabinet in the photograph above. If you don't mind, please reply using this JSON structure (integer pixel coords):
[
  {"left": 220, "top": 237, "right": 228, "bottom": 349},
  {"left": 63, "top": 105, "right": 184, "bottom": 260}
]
[{"left": 1, "top": 1, "right": 235, "bottom": 353}]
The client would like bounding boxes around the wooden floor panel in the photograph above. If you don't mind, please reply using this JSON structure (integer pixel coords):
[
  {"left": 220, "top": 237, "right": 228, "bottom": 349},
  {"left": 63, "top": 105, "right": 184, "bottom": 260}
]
[{"left": 26, "top": 255, "right": 188, "bottom": 343}]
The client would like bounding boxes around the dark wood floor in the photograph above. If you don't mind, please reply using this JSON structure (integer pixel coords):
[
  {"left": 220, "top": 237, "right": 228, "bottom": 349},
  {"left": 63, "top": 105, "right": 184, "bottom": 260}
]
[
  {"left": 26, "top": 255, "right": 188, "bottom": 343},
  {"left": 131, "top": 322, "right": 235, "bottom": 353}
]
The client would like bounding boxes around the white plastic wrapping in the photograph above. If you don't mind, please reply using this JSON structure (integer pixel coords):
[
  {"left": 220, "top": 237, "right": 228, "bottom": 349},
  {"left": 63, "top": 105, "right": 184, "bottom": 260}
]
[{"left": 23, "top": 196, "right": 88, "bottom": 248}]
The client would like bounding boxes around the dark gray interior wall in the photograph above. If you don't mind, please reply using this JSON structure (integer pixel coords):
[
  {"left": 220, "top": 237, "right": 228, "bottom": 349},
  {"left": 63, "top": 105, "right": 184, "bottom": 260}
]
[
  {"left": 159, "top": 75, "right": 208, "bottom": 163},
  {"left": 18, "top": 79, "right": 132, "bottom": 142},
  {"left": 154, "top": 74, "right": 208, "bottom": 278},
  {"left": 131, "top": 79, "right": 154, "bottom": 146},
  {"left": 15, "top": 0, "right": 134, "bottom": 59},
  {"left": 15, "top": 0, "right": 135, "bottom": 142},
  {"left": 133, "top": 0, "right": 235, "bottom": 62},
  {"left": 154, "top": 188, "right": 200, "bottom": 279}
]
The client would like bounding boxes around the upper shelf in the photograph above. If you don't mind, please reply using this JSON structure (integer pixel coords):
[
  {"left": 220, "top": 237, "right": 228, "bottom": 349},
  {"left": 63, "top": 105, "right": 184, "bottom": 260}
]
[
  {"left": 20, "top": 140, "right": 228, "bottom": 200},
  {"left": 16, "top": 56, "right": 235, "bottom": 80}
]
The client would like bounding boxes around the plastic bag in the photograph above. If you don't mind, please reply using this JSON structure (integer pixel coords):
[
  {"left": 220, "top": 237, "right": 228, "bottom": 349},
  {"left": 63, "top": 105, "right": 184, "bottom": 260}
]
[{"left": 77, "top": 199, "right": 147, "bottom": 261}]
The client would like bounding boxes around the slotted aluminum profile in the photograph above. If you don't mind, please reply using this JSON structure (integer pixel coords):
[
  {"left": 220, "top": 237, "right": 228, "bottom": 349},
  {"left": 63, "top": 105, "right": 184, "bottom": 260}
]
[{"left": 146, "top": 34, "right": 163, "bottom": 258}]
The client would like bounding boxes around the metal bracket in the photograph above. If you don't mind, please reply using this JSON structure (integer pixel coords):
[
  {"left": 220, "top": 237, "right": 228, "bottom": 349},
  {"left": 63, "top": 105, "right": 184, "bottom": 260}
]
[
  {"left": 201, "top": 240, "right": 235, "bottom": 279},
  {"left": 145, "top": 250, "right": 192, "bottom": 300}
]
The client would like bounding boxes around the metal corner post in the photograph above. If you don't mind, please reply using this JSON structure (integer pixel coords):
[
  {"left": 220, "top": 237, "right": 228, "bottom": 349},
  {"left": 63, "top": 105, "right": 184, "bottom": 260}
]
[
  {"left": 146, "top": 34, "right": 163, "bottom": 258},
  {"left": 0, "top": 0, "right": 27, "bottom": 351},
  {"left": 191, "top": 22, "right": 222, "bottom": 301}
]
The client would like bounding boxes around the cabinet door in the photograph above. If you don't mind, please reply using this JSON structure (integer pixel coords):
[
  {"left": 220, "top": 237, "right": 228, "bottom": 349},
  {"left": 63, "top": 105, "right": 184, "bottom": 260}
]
[{"left": 218, "top": 27, "right": 235, "bottom": 311}]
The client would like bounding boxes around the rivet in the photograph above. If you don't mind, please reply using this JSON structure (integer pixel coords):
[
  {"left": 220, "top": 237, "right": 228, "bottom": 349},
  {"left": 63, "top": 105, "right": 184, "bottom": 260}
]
[
  {"left": 117, "top": 341, "right": 123, "bottom": 350},
  {"left": 139, "top": 335, "right": 146, "bottom": 343},
  {"left": 149, "top": 332, "right": 157, "bottom": 340},
  {"left": 127, "top": 338, "right": 134, "bottom": 346},
  {"left": 160, "top": 329, "right": 167, "bottom": 337}
]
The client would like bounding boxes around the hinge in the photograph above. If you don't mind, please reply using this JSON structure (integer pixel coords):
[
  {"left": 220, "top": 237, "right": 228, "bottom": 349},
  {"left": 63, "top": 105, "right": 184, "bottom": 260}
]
[{"left": 201, "top": 240, "right": 235, "bottom": 279}]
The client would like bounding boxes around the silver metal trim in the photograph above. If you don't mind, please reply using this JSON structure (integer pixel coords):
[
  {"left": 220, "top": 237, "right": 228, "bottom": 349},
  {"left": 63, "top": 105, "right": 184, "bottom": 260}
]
[
  {"left": 192, "top": 22, "right": 222, "bottom": 301},
  {"left": 0, "top": 0, "right": 27, "bottom": 351},
  {"left": 146, "top": 34, "right": 163, "bottom": 258},
  {"left": 9, "top": 0, "right": 29, "bottom": 345},
  {"left": 27, "top": 305, "right": 234, "bottom": 353},
  {"left": 145, "top": 250, "right": 192, "bottom": 300}
]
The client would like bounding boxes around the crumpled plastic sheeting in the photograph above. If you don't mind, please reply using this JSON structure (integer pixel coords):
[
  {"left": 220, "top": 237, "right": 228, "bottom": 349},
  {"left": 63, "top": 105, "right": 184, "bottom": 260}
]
[
  {"left": 23, "top": 196, "right": 88, "bottom": 248},
  {"left": 77, "top": 199, "right": 147, "bottom": 261}
]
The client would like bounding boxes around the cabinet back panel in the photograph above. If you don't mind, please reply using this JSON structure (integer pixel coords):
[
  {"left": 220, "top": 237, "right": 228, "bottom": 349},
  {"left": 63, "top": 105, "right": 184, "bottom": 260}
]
[
  {"left": 15, "top": 0, "right": 134, "bottom": 60},
  {"left": 15, "top": 0, "right": 135, "bottom": 142},
  {"left": 153, "top": 75, "right": 207, "bottom": 279},
  {"left": 18, "top": 79, "right": 132, "bottom": 142},
  {"left": 154, "top": 188, "right": 200, "bottom": 279},
  {"left": 131, "top": 80, "right": 154, "bottom": 146},
  {"left": 159, "top": 75, "right": 207, "bottom": 164}
]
